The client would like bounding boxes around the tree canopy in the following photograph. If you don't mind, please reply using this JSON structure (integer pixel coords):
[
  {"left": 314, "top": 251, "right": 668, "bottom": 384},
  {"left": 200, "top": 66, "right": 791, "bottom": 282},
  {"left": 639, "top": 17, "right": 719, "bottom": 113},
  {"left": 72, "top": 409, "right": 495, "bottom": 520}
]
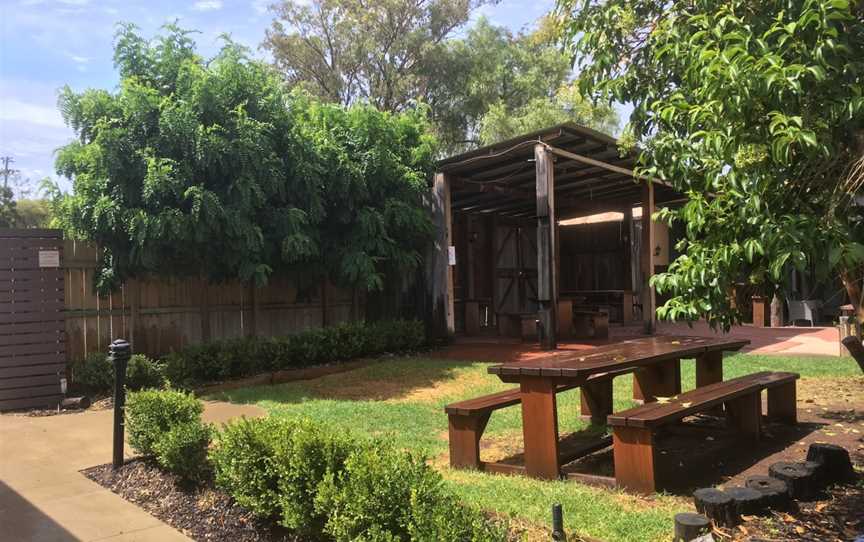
[
  {"left": 53, "top": 24, "right": 434, "bottom": 294},
  {"left": 264, "top": 2, "right": 618, "bottom": 153},
  {"left": 557, "top": 0, "right": 864, "bottom": 326}
]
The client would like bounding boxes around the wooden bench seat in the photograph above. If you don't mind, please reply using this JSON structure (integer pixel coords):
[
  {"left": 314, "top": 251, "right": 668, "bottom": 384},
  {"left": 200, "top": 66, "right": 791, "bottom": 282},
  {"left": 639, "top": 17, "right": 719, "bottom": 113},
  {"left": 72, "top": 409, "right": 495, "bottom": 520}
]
[
  {"left": 446, "top": 368, "right": 633, "bottom": 470},
  {"left": 572, "top": 310, "right": 609, "bottom": 339},
  {"left": 608, "top": 371, "right": 799, "bottom": 493}
]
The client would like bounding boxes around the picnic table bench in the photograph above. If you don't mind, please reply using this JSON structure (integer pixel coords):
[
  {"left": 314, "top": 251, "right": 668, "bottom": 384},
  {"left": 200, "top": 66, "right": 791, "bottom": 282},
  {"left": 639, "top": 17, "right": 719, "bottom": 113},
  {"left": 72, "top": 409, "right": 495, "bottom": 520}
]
[
  {"left": 444, "top": 335, "right": 795, "bottom": 491},
  {"left": 608, "top": 371, "right": 799, "bottom": 493}
]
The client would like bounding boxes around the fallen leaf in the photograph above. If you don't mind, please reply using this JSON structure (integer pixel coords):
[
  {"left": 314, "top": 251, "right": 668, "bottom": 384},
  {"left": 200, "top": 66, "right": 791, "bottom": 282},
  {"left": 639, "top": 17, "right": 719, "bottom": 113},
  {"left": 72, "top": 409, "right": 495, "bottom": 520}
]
[
  {"left": 795, "top": 526, "right": 806, "bottom": 534},
  {"left": 681, "top": 402, "right": 692, "bottom": 408},
  {"left": 781, "top": 513, "right": 796, "bottom": 523},
  {"left": 814, "top": 502, "right": 828, "bottom": 513},
  {"left": 656, "top": 396, "right": 672, "bottom": 404}
]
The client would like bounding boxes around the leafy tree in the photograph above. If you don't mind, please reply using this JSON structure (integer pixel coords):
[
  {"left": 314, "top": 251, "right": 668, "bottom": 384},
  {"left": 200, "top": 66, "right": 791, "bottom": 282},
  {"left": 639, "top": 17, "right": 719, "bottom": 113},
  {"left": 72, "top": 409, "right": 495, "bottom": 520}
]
[
  {"left": 52, "top": 24, "right": 434, "bottom": 298},
  {"left": 557, "top": 0, "right": 864, "bottom": 327},
  {"left": 0, "top": 186, "right": 17, "bottom": 227},
  {"left": 265, "top": 6, "right": 618, "bottom": 153},
  {"left": 478, "top": 82, "right": 618, "bottom": 145},
  {"left": 12, "top": 199, "right": 52, "bottom": 228},
  {"left": 262, "top": 0, "right": 486, "bottom": 111}
]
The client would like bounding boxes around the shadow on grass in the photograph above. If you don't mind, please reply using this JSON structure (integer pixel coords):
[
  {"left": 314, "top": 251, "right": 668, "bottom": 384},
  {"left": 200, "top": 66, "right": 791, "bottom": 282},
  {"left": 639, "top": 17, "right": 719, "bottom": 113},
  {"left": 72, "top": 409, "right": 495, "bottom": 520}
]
[{"left": 213, "top": 358, "right": 498, "bottom": 406}]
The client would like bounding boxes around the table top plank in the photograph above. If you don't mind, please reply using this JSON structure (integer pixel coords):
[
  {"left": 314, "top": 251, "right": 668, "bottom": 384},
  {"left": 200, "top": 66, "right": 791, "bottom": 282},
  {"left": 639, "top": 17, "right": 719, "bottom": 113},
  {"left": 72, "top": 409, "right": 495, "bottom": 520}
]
[{"left": 488, "top": 336, "right": 749, "bottom": 380}]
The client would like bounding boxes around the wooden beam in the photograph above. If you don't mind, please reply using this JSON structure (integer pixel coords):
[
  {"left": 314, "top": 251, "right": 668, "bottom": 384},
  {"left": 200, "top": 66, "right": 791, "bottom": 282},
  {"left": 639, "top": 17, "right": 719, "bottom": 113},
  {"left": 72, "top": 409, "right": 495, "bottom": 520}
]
[
  {"left": 543, "top": 143, "right": 674, "bottom": 189},
  {"left": 535, "top": 144, "right": 557, "bottom": 350},
  {"left": 641, "top": 180, "right": 656, "bottom": 334},
  {"left": 429, "top": 172, "right": 455, "bottom": 340}
]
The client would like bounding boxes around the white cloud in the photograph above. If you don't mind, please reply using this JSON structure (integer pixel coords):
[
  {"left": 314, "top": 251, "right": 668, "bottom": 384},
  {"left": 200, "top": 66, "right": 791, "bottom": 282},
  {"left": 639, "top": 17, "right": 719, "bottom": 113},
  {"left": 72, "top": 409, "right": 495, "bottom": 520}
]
[
  {"left": 0, "top": 100, "right": 66, "bottom": 129},
  {"left": 251, "top": 0, "right": 268, "bottom": 14},
  {"left": 192, "top": 0, "right": 223, "bottom": 11}
]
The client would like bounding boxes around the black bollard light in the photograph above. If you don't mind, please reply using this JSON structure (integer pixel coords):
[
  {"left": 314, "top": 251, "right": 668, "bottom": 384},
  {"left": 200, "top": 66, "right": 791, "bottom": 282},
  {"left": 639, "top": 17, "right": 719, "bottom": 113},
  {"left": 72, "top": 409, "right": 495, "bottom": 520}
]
[
  {"left": 111, "top": 339, "right": 132, "bottom": 469},
  {"left": 551, "top": 503, "right": 565, "bottom": 541}
]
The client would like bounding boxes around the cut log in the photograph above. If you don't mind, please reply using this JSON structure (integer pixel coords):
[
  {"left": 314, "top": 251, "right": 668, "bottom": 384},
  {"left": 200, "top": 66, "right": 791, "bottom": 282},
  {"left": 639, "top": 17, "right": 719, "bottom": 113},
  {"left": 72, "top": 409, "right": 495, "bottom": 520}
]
[
  {"left": 693, "top": 487, "right": 738, "bottom": 527},
  {"left": 744, "top": 475, "right": 791, "bottom": 511},
  {"left": 60, "top": 396, "right": 91, "bottom": 410},
  {"left": 806, "top": 443, "right": 856, "bottom": 483},
  {"left": 674, "top": 512, "right": 711, "bottom": 541},
  {"left": 769, "top": 461, "right": 818, "bottom": 500},
  {"left": 725, "top": 486, "right": 763, "bottom": 516}
]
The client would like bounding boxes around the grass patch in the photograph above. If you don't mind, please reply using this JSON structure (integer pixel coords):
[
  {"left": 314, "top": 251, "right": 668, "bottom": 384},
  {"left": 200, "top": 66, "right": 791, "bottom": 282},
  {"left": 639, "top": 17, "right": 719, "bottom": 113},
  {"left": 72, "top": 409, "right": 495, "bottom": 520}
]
[{"left": 213, "top": 353, "right": 859, "bottom": 541}]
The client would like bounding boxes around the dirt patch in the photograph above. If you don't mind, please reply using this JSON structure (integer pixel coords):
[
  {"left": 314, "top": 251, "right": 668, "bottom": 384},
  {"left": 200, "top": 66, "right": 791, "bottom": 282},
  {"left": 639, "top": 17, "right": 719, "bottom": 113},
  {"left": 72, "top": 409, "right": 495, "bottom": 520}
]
[
  {"left": 396, "top": 370, "right": 490, "bottom": 403},
  {"left": 83, "top": 460, "right": 296, "bottom": 542}
]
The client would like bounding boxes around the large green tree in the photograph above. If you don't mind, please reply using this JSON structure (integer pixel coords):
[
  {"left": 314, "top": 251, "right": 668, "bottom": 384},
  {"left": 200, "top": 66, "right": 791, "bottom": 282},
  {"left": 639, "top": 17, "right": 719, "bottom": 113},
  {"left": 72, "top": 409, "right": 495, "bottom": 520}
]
[
  {"left": 53, "top": 24, "right": 434, "bottom": 296},
  {"left": 265, "top": 4, "right": 618, "bottom": 153},
  {"left": 0, "top": 187, "right": 17, "bottom": 228},
  {"left": 426, "top": 16, "right": 617, "bottom": 152},
  {"left": 262, "top": 0, "right": 486, "bottom": 111},
  {"left": 557, "top": 0, "right": 864, "bottom": 327}
]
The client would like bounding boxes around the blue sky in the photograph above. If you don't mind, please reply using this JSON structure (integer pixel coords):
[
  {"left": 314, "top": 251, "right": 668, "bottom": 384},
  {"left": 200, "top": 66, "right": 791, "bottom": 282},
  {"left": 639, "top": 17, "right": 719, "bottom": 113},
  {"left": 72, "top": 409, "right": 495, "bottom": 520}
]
[{"left": 0, "top": 0, "right": 555, "bottom": 192}]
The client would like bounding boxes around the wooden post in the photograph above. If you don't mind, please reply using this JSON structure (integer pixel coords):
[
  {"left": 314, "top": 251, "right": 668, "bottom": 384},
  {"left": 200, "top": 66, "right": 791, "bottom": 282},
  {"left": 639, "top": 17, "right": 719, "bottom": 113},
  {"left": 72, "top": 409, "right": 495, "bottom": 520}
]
[
  {"left": 200, "top": 278, "right": 211, "bottom": 343},
  {"left": 520, "top": 376, "right": 561, "bottom": 479},
  {"left": 128, "top": 278, "right": 140, "bottom": 351},
  {"left": 321, "top": 278, "right": 328, "bottom": 327},
  {"left": 250, "top": 284, "right": 261, "bottom": 337},
  {"left": 535, "top": 144, "right": 558, "bottom": 350},
  {"left": 430, "top": 172, "right": 455, "bottom": 340},
  {"left": 641, "top": 180, "right": 656, "bottom": 334}
]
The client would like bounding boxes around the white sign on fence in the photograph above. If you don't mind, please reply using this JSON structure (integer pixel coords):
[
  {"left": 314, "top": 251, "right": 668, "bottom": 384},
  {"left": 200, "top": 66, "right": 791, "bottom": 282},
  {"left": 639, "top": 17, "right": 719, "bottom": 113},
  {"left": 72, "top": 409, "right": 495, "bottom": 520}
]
[
  {"left": 38, "top": 250, "right": 60, "bottom": 268},
  {"left": 448, "top": 246, "right": 456, "bottom": 266}
]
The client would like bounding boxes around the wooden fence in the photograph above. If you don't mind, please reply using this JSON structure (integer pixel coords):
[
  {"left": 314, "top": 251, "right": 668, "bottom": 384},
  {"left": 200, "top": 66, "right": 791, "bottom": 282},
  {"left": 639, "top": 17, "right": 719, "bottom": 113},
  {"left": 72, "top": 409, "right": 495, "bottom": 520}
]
[{"left": 63, "top": 240, "right": 358, "bottom": 360}]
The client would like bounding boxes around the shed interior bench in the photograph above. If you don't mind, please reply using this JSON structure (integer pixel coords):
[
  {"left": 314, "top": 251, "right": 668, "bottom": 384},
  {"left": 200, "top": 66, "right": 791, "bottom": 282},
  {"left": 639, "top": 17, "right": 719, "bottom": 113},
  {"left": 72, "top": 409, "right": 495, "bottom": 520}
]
[
  {"left": 608, "top": 371, "right": 799, "bottom": 493},
  {"left": 445, "top": 369, "right": 630, "bottom": 470},
  {"left": 572, "top": 310, "right": 609, "bottom": 339}
]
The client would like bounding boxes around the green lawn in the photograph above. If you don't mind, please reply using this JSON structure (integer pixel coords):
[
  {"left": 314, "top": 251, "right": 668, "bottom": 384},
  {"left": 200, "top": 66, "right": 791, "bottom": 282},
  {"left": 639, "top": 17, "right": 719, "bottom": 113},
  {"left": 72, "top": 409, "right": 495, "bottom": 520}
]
[{"left": 212, "top": 353, "right": 860, "bottom": 542}]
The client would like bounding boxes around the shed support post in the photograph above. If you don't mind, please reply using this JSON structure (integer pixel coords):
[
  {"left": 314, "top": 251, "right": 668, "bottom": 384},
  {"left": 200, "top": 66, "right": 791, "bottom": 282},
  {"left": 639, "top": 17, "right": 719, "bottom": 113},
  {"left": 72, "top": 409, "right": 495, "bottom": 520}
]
[
  {"left": 535, "top": 144, "right": 557, "bottom": 350},
  {"left": 430, "top": 172, "right": 455, "bottom": 340},
  {"left": 641, "top": 180, "right": 656, "bottom": 334}
]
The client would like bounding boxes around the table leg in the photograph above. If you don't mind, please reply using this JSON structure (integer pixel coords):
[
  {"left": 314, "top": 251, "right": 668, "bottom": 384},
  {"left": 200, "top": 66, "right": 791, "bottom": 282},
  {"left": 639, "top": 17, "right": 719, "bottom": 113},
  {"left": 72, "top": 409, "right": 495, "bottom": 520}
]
[
  {"left": 519, "top": 376, "right": 561, "bottom": 480},
  {"left": 580, "top": 378, "right": 613, "bottom": 425},
  {"left": 633, "top": 358, "right": 681, "bottom": 403},
  {"left": 695, "top": 350, "right": 723, "bottom": 387}
]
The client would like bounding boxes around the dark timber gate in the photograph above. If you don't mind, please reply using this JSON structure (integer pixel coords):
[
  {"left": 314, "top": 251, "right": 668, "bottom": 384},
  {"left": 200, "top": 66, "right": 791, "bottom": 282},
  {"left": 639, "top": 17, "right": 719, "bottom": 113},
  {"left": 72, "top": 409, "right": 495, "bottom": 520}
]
[{"left": 0, "top": 229, "right": 65, "bottom": 410}]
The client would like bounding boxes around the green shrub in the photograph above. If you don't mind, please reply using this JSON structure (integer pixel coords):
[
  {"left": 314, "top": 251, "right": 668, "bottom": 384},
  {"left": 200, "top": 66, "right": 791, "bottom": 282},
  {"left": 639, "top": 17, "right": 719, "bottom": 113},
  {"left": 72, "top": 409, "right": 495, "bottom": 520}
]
[
  {"left": 162, "top": 319, "right": 426, "bottom": 388},
  {"left": 211, "top": 417, "right": 294, "bottom": 519},
  {"left": 154, "top": 419, "right": 213, "bottom": 480},
  {"left": 70, "top": 352, "right": 113, "bottom": 394},
  {"left": 125, "top": 389, "right": 204, "bottom": 456},
  {"left": 126, "top": 354, "right": 165, "bottom": 390},
  {"left": 273, "top": 419, "right": 355, "bottom": 535},
  {"left": 315, "top": 444, "right": 505, "bottom": 542}
]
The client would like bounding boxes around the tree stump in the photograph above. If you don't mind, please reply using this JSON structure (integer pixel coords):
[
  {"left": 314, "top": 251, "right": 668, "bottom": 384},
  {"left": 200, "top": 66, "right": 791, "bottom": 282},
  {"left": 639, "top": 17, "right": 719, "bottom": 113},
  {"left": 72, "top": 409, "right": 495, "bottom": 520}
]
[
  {"left": 769, "top": 461, "right": 818, "bottom": 500},
  {"left": 674, "top": 512, "right": 711, "bottom": 541},
  {"left": 744, "top": 475, "right": 791, "bottom": 511},
  {"left": 806, "top": 443, "right": 856, "bottom": 483},
  {"left": 725, "top": 486, "right": 763, "bottom": 516},
  {"left": 693, "top": 487, "right": 738, "bottom": 527}
]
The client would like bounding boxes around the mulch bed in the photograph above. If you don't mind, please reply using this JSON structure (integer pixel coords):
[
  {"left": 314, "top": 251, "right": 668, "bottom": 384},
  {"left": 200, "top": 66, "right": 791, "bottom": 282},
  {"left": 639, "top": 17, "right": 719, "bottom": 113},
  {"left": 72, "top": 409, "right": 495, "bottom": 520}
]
[
  {"left": 721, "top": 481, "right": 864, "bottom": 541},
  {"left": 82, "top": 460, "right": 298, "bottom": 542}
]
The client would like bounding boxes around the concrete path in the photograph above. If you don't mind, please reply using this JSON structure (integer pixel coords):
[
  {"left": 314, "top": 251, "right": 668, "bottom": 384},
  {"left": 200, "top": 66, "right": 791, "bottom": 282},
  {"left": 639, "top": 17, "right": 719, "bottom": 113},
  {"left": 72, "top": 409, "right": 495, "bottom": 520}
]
[{"left": 0, "top": 401, "right": 265, "bottom": 542}]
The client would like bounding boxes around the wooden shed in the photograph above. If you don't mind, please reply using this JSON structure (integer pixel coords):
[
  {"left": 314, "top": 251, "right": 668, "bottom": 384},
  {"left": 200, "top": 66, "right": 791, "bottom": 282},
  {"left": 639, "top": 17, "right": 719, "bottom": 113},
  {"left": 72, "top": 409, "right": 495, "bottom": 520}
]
[{"left": 427, "top": 123, "right": 683, "bottom": 349}]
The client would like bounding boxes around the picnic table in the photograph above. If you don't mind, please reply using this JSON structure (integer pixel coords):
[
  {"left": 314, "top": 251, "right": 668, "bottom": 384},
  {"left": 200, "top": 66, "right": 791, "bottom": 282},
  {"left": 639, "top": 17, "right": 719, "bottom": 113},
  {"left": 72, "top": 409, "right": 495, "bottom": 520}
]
[{"left": 485, "top": 336, "right": 750, "bottom": 480}]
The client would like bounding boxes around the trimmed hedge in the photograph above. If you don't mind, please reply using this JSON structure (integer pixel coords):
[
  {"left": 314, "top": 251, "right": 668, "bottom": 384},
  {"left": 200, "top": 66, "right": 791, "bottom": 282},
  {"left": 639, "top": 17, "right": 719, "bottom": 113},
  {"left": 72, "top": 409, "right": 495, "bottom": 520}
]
[
  {"left": 125, "top": 389, "right": 204, "bottom": 456},
  {"left": 164, "top": 319, "right": 425, "bottom": 388},
  {"left": 211, "top": 416, "right": 506, "bottom": 542},
  {"left": 70, "top": 353, "right": 164, "bottom": 395},
  {"left": 154, "top": 419, "right": 213, "bottom": 481}
]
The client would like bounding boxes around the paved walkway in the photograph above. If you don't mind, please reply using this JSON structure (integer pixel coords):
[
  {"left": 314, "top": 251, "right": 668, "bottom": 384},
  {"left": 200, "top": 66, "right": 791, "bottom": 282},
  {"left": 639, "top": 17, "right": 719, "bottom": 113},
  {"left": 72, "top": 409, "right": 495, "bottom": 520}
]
[
  {"left": 0, "top": 401, "right": 264, "bottom": 542},
  {"left": 434, "top": 321, "right": 845, "bottom": 363}
]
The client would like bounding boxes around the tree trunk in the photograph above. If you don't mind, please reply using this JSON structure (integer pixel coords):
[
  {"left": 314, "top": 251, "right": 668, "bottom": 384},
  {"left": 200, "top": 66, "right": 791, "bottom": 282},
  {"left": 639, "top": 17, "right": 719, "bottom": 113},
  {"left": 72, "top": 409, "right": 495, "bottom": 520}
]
[{"left": 839, "top": 265, "right": 864, "bottom": 325}]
